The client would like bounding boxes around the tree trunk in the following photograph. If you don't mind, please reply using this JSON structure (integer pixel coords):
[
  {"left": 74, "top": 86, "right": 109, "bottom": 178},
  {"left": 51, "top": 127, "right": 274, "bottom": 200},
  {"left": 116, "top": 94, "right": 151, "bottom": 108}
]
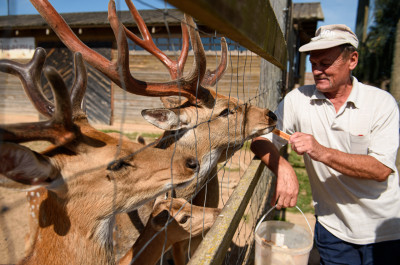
[
  {"left": 390, "top": 19, "right": 400, "bottom": 171},
  {"left": 355, "top": 0, "right": 370, "bottom": 42},
  {"left": 390, "top": 19, "right": 400, "bottom": 100}
]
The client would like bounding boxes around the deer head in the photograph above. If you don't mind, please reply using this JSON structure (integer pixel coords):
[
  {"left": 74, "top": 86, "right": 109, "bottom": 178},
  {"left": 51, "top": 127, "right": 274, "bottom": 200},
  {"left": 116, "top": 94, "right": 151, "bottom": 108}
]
[
  {"left": 0, "top": 48, "right": 200, "bottom": 264},
  {"left": 119, "top": 197, "right": 221, "bottom": 265}
]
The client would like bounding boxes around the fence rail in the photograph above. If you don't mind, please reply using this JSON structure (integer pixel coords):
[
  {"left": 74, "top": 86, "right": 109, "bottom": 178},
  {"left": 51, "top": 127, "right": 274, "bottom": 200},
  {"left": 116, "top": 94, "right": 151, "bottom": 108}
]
[{"left": 189, "top": 157, "right": 276, "bottom": 265}]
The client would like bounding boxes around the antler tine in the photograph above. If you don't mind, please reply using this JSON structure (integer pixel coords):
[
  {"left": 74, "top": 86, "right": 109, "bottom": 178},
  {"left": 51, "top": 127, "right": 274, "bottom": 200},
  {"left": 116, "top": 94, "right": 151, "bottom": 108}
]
[
  {"left": 201, "top": 37, "right": 228, "bottom": 87},
  {"left": 180, "top": 14, "right": 207, "bottom": 92},
  {"left": 0, "top": 64, "right": 76, "bottom": 146},
  {"left": 107, "top": 0, "right": 132, "bottom": 88},
  {"left": 124, "top": 0, "right": 189, "bottom": 79},
  {"left": 0, "top": 48, "right": 54, "bottom": 117},
  {"left": 70, "top": 52, "right": 88, "bottom": 118}
]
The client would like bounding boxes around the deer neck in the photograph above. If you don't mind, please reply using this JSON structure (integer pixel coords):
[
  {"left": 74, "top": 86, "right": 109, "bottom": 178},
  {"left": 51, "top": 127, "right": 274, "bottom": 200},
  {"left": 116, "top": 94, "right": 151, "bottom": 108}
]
[
  {"left": 23, "top": 190, "right": 117, "bottom": 265},
  {"left": 125, "top": 226, "right": 171, "bottom": 265}
]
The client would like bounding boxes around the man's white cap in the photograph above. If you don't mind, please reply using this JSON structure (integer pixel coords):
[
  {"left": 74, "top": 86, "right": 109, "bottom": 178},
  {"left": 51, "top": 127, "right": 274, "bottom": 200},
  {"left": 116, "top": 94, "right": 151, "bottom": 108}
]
[{"left": 299, "top": 24, "right": 358, "bottom": 52}]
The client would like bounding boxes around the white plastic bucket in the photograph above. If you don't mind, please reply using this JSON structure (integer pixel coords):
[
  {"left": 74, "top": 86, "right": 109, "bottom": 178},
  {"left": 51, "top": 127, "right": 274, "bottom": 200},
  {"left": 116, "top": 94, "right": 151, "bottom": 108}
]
[{"left": 254, "top": 206, "right": 313, "bottom": 265}]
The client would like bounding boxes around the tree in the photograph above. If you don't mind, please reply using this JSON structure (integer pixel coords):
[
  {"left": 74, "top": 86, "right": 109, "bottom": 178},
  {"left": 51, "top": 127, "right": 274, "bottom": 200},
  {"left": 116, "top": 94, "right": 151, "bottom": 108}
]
[
  {"left": 354, "top": 0, "right": 400, "bottom": 90},
  {"left": 390, "top": 19, "right": 400, "bottom": 101}
]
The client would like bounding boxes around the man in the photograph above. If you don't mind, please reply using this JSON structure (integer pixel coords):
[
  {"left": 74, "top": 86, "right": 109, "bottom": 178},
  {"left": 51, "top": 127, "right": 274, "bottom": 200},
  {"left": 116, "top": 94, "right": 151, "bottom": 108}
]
[{"left": 251, "top": 24, "right": 400, "bottom": 264}]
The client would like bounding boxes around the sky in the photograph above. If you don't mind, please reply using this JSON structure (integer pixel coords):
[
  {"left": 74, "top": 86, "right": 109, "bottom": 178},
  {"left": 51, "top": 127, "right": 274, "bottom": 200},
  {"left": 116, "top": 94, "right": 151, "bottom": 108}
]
[
  {"left": 292, "top": 0, "right": 359, "bottom": 31},
  {"left": 292, "top": 0, "right": 359, "bottom": 71},
  {"left": 0, "top": 0, "right": 174, "bottom": 15},
  {"left": 1, "top": 0, "right": 359, "bottom": 31}
]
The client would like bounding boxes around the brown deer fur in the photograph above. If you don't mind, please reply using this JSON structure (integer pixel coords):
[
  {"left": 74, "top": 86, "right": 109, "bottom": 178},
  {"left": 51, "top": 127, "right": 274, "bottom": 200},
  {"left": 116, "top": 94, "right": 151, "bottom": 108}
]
[
  {"left": 118, "top": 198, "right": 220, "bottom": 265},
  {"left": 0, "top": 50, "right": 199, "bottom": 265}
]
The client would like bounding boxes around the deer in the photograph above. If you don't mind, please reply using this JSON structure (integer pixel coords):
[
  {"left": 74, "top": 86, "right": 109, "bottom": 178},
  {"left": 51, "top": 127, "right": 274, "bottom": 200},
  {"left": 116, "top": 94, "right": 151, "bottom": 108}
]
[
  {"left": 29, "top": 0, "right": 278, "bottom": 263},
  {"left": 118, "top": 197, "right": 221, "bottom": 265},
  {"left": 0, "top": 48, "right": 200, "bottom": 265}
]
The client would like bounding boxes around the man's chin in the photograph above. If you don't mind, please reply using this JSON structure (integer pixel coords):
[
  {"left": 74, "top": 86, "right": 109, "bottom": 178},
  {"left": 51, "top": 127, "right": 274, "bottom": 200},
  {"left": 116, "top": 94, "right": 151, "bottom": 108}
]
[{"left": 315, "top": 81, "right": 330, "bottom": 91}]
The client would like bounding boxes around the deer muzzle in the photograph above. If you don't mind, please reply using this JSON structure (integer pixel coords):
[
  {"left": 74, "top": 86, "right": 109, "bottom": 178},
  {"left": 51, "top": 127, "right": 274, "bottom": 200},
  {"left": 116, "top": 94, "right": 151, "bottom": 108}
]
[{"left": 267, "top": 110, "right": 277, "bottom": 122}]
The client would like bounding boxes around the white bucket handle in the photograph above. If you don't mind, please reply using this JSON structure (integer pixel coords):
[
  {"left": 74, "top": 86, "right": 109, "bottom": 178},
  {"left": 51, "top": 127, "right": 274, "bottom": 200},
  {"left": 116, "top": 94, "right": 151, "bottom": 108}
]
[{"left": 255, "top": 205, "right": 314, "bottom": 237}]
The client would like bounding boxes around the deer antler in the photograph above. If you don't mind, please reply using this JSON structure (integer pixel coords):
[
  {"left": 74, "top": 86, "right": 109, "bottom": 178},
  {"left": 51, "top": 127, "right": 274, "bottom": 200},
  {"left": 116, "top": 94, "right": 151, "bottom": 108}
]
[
  {"left": 0, "top": 48, "right": 52, "bottom": 117},
  {"left": 0, "top": 48, "right": 87, "bottom": 146},
  {"left": 30, "top": 0, "right": 211, "bottom": 103},
  {"left": 201, "top": 37, "right": 228, "bottom": 87},
  {"left": 70, "top": 52, "right": 88, "bottom": 118},
  {"left": 123, "top": 0, "right": 189, "bottom": 80},
  {"left": 123, "top": 0, "right": 227, "bottom": 86}
]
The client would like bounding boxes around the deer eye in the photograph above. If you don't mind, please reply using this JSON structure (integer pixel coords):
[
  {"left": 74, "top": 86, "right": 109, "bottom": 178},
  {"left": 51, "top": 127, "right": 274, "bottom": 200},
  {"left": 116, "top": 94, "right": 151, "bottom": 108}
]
[
  {"left": 107, "top": 159, "right": 131, "bottom": 171},
  {"left": 179, "top": 215, "right": 190, "bottom": 224},
  {"left": 218, "top": 108, "right": 231, "bottom": 117}
]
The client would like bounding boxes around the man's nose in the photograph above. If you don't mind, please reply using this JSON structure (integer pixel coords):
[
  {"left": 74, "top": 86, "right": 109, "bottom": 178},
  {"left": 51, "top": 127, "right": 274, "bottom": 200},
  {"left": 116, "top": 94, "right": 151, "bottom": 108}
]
[{"left": 313, "top": 68, "right": 325, "bottom": 78}]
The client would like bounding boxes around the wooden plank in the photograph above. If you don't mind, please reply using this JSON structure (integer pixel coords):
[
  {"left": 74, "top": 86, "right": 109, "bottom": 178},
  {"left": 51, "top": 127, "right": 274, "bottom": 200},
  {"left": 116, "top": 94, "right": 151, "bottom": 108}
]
[
  {"left": 166, "top": 0, "right": 287, "bottom": 69},
  {"left": 0, "top": 72, "right": 38, "bottom": 117}
]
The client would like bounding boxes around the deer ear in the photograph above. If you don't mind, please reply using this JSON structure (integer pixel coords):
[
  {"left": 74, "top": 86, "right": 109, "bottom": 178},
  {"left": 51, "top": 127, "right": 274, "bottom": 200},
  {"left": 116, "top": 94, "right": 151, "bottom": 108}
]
[
  {"left": 0, "top": 142, "right": 60, "bottom": 191},
  {"left": 160, "top": 96, "right": 188, "bottom": 108},
  {"left": 141, "top": 109, "right": 190, "bottom": 130}
]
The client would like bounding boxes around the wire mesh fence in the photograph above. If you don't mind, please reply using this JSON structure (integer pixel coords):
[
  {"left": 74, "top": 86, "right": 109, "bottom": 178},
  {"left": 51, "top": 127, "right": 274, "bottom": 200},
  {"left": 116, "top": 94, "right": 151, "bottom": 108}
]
[{"left": 0, "top": 0, "right": 285, "bottom": 264}]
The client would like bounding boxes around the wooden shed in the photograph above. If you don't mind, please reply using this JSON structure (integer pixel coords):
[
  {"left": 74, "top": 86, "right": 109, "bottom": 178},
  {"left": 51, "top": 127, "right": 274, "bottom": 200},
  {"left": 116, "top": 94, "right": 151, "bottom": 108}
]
[{"left": 292, "top": 2, "right": 324, "bottom": 86}]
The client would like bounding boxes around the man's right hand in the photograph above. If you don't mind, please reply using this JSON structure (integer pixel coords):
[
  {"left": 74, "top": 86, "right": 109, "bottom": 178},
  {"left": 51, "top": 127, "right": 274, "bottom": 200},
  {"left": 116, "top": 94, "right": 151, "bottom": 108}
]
[{"left": 251, "top": 137, "right": 299, "bottom": 210}]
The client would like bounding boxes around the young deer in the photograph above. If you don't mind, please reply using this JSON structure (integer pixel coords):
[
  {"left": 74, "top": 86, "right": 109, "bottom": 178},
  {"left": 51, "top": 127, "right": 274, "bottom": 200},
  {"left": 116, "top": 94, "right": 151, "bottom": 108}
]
[
  {"left": 118, "top": 198, "right": 220, "bottom": 265},
  {"left": 0, "top": 49, "right": 199, "bottom": 265},
  {"left": 30, "top": 0, "right": 278, "bottom": 263}
]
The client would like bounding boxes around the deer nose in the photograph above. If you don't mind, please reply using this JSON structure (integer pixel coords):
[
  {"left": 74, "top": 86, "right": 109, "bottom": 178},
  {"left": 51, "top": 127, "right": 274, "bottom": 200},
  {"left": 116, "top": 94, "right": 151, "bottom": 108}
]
[
  {"left": 267, "top": 111, "right": 277, "bottom": 121},
  {"left": 186, "top": 157, "right": 200, "bottom": 171}
]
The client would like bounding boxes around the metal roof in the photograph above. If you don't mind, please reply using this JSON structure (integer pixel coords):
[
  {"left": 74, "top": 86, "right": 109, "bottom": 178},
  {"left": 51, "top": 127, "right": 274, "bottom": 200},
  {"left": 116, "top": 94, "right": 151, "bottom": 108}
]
[
  {"left": 293, "top": 2, "right": 324, "bottom": 22},
  {"left": 0, "top": 3, "right": 324, "bottom": 30},
  {"left": 0, "top": 9, "right": 185, "bottom": 29}
]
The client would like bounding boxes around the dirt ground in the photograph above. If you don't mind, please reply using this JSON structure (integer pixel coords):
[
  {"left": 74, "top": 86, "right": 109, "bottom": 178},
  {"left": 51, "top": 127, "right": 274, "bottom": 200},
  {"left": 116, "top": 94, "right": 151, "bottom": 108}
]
[{"left": 0, "top": 123, "right": 316, "bottom": 264}]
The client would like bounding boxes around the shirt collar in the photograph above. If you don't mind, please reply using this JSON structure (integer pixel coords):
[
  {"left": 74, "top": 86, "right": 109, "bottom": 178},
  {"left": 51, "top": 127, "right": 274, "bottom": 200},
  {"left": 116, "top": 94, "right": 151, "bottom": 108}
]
[
  {"left": 310, "top": 76, "right": 360, "bottom": 109},
  {"left": 347, "top": 76, "right": 360, "bottom": 108}
]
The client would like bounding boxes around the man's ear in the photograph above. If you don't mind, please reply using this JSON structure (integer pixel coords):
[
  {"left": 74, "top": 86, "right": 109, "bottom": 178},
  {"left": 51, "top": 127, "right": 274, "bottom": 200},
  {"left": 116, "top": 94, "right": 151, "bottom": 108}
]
[
  {"left": 141, "top": 108, "right": 190, "bottom": 130},
  {"left": 0, "top": 142, "right": 60, "bottom": 190},
  {"left": 349, "top": 51, "right": 358, "bottom": 71}
]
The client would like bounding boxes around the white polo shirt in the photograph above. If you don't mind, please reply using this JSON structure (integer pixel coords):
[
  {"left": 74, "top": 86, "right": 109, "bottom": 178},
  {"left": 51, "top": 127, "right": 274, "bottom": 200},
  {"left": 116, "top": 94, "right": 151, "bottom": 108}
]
[{"left": 262, "top": 76, "right": 400, "bottom": 244}]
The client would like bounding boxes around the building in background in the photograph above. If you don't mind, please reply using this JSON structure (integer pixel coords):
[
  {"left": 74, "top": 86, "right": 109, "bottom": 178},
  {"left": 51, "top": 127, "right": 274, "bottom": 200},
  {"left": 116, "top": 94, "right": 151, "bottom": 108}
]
[{"left": 0, "top": 2, "right": 323, "bottom": 125}]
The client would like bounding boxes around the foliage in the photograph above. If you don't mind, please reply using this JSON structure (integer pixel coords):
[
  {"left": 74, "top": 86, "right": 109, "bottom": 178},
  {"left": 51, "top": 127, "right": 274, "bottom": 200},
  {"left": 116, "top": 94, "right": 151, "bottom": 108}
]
[
  {"left": 354, "top": 0, "right": 400, "bottom": 88},
  {"left": 99, "top": 129, "right": 162, "bottom": 142}
]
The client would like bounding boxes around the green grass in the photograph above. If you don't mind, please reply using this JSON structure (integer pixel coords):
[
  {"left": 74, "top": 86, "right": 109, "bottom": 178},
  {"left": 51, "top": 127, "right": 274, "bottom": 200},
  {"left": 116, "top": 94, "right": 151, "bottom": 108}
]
[
  {"left": 241, "top": 140, "right": 252, "bottom": 150},
  {"left": 100, "top": 130, "right": 162, "bottom": 142},
  {"left": 220, "top": 166, "right": 241, "bottom": 172},
  {"left": 287, "top": 150, "right": 315, "bottom": 214},
  {"left": 242, "top": 214, "right": 250, "bottom": 223}
]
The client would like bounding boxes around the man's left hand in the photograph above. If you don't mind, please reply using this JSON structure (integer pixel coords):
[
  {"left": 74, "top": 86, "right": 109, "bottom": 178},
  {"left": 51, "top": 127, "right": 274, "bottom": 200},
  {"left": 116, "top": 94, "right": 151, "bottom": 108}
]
[{"left": 289, "top": 132, "right": 326, "bottom": 161}]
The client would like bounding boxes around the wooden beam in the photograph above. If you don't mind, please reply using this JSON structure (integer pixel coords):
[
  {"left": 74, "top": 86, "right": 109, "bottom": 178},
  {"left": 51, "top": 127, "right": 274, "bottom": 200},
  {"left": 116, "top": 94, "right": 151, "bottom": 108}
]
[
  {"left": 166, "top": 0, "right": 287, "bottom": 69},
  {"left": 355, "top": 0, "right": 370, "bottom": 43}
]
